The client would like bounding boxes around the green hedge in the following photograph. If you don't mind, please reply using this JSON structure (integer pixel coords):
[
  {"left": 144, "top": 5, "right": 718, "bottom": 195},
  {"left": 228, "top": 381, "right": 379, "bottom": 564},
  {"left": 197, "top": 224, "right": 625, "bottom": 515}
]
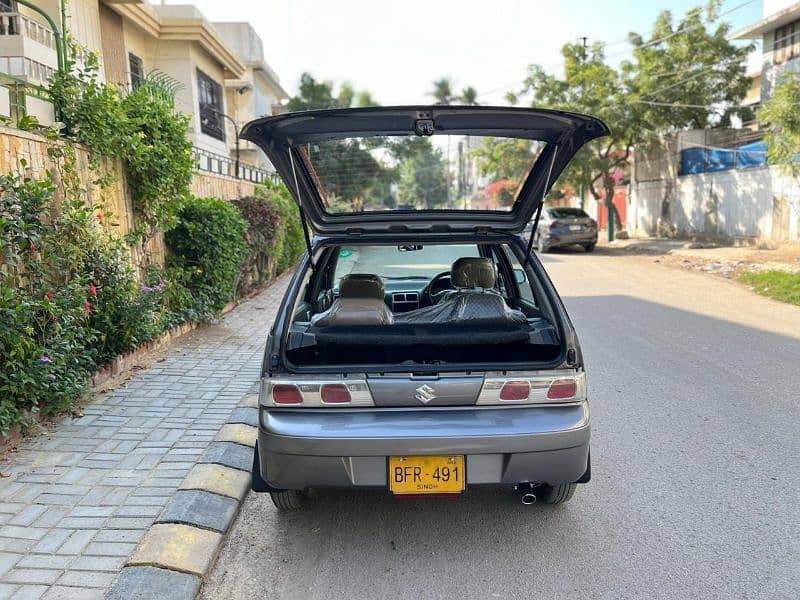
[
  {"left": 1, "top": 172, "right": 302, "bottom": 435},
  {"left": 164, "top": 197, "right": 249, "bottom": 323},
  {"left": 0, "top": 175, "right": 164, "bottom": 433}
]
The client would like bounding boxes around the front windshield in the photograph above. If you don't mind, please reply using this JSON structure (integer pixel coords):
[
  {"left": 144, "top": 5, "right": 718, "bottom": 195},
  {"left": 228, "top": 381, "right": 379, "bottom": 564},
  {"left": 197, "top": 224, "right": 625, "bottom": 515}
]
[
  {"left": 301, "top": 136, "right": 546, "bottom": 214},
  {"left": 334, "top": 244, "right": 480, "bottom": 282}
]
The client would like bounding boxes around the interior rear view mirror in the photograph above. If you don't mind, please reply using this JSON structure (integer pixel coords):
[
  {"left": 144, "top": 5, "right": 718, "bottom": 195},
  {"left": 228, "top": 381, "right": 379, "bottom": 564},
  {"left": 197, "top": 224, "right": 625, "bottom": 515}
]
[{"left": 399, "top": 245, "right": 423, "bottom": 252}]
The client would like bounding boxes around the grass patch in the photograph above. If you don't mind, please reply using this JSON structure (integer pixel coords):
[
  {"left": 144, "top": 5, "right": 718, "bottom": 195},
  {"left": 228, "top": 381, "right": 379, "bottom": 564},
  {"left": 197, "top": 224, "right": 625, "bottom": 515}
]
[{"left": 738, "top": 270, "right": 800, "bottom": 306}]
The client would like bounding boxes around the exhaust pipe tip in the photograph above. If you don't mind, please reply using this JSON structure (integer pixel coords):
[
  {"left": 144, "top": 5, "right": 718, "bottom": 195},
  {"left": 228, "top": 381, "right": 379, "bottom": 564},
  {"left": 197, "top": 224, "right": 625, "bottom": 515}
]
[{"left": 521, "top": 492, "right": 537, "bottom": 505}]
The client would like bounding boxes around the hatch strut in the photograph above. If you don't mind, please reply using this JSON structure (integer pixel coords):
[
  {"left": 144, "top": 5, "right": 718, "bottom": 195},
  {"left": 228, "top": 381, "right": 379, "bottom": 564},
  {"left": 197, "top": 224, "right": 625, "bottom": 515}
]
[
  {"left": 288, "top": 148, "right": 315, "bottom": 270},
  {"left": 523, "top": 145, "right": 558, "bottom": 269}
]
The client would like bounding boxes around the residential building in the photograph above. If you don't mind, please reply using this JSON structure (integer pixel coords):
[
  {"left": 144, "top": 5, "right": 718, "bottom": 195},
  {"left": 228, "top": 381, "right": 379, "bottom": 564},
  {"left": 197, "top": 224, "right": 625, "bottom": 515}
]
[
  {"left": 212, "top": 21, "right": 289, "bottom": 172},
  {"left": 733, "top": 0, "right": 800, "bottom": 103},
  {"left": 740, "top": 50, "right": 763, "bottom": 128},
  {"left": 0, "top": 1, "right": 285, "bottom": 180},
  {"left": 0, "top": 0, "right": 104, "bottom": 124},
  {"left": 101, "top": 2, "right": 246, "bottom": 158}
]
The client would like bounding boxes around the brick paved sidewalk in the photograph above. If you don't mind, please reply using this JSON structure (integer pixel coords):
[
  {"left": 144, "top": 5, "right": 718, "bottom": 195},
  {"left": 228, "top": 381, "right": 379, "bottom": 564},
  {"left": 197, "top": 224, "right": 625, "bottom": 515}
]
[{"left": 0, "top": 272, "right": 291, "bottom": 599}]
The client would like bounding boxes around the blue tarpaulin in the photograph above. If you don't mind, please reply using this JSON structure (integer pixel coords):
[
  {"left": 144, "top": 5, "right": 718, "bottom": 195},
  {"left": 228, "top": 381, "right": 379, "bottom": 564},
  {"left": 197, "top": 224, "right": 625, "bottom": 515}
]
[
  {"left": 735, "top": 141, "right": 768, "bottom": 169},
  {"left": 680, "top": 141, "right": 768, "bottom": 175}
]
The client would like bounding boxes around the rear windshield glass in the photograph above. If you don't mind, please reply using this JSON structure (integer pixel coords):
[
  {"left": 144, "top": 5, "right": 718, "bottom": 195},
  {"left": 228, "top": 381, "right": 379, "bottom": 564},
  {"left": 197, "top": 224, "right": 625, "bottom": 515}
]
[
  {"left": 334, "top": 245, "right": 479, "bottom": 283},
  {"left": 300, "top": 136, "right": 546, "bottom": 214},
  {"left": 547, "top": 208, "right": 589, "bottom": 219}
]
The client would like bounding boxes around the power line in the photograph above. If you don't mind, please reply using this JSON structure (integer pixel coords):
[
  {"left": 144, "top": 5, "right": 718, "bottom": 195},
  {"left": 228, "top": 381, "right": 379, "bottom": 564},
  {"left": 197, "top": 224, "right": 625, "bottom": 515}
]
[{"left": 478, "top": 0, "right": 758, "bottom": 101}]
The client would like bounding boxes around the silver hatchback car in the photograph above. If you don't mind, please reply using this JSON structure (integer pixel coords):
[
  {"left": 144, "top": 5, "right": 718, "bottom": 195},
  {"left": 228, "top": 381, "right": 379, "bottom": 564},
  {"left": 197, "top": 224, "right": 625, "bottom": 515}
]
[{"left": 241, "top": 106, "right": 608, "bottom": 509}]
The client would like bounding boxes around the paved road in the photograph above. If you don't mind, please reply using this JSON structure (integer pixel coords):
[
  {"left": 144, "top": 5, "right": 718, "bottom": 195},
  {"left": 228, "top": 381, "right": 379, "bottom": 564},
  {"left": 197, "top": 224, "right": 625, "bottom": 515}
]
[{"left": 202, "top": 250, "right": 800, "bottom": 600}]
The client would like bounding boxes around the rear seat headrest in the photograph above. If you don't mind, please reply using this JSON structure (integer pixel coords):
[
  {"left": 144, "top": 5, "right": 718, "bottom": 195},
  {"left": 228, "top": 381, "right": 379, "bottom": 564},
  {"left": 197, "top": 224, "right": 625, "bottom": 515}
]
[
  {"left": 339, "top": 274, "right": 384, "bottom": 299},
  {"left": 451, "top": 257, "right": 496, "bottom": 288}
]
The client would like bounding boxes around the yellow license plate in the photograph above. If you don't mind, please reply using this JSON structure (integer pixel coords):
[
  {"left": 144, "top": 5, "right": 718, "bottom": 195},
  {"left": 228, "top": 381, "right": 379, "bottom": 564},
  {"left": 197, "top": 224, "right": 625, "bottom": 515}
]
[{"left": 389, "top": 455, "right": 465, "bottom": 494}]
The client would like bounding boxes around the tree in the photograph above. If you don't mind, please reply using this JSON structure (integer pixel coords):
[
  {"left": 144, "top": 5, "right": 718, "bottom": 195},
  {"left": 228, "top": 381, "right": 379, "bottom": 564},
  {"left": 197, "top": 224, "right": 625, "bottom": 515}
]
[
  {"left": 760, "top": 71, "right": 800, "bottom": 178},
  {"left": 473, "top": 138, "right": 536, "bottom": 182},
  {"left": 286, "top": 73, "right": 340, "bottom": 111},
  {"left": 460, "top": 86, "right": 479, "bottom": 105},
  {"left": 510, "top": 1, "right": 752, "bottom": 238},
  {"left": 398, "top": 140, "right": 448, "bottom": 209},
  {"left": 286, "top": 73, "right": 383, "bottom": 209},
  {"left": 430, "top": 78, "right": 455, "bottom": 105},
  {"left": 287, "top": 72, "right": 377, "bottom": 111},
  {"left": 430, "top": 78, "right": 480, "bottom": 105},
  {"left": 625, "top": 2, "right": 752, "bottom": 132}
]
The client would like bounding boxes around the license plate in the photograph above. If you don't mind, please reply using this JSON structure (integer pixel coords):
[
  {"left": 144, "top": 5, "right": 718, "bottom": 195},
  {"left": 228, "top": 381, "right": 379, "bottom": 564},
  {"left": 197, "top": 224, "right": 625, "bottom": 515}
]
[
  {"left": 569, "top": 224, "right": 582, "bottom": 231},
  {"left": 389, "top": 455, "right": 465, "bottom": 494}
]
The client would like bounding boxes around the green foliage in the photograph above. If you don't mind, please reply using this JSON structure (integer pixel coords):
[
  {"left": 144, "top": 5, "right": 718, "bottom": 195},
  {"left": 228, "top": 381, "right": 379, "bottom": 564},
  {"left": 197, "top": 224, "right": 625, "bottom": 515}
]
[
  {"left": 739, "top": 270, "right": 800, "bottom": 306},
  {"left": 473, "top": 138, "right": 535, "bottom": 182},
  {"left": 49, "top": 40, "right": 194, "bottom": 262},
  {"left": 398, "top": 139, "right": 448, "bottom": 209},
  {"left": 511, "top": 1, "right": 752, "bottom": 205},
  {"left": 257, "top": 180, "right": 305, "bottom": 272},
  {"left": 231, "top": 195, "right": 282, "bottom": 294},
  {"left": 625, "top": 2, "right": 752, "bottom": 132},
  {"left": 760, "top": 71, "right": 800, "bottom": 178},
  {"left": 123, "top": 75, "right": 194, "bottom": 245},
  {"left": 165, "top": 197, "right": 249, "bottom": 322},
  {"left": 429, "top": 78, "right": 480, "bottom": 105},
  {"left": 0, "top": 173, "right": 169, "bottom": 434}
]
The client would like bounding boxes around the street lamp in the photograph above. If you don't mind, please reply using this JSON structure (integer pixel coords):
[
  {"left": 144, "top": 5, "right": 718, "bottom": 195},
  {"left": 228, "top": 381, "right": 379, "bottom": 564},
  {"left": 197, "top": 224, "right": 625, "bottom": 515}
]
[{"left": 203, "top": 108, "right": 240, "bottom": 179}]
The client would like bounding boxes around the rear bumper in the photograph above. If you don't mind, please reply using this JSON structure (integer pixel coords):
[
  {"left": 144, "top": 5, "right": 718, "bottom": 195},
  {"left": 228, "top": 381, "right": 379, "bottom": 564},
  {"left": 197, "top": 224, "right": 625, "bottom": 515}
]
[
  {"left": 257, "top": 403, "right": 590, "bottom": 489},
  {"left": 543, "top": 230, "right": 597, "bottom": 246}
]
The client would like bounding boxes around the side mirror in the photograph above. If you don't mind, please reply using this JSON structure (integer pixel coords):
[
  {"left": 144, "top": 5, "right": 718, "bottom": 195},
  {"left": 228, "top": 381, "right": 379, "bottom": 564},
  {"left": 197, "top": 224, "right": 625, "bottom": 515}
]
[{"left": 513, "top": 269, "right": 526, "bottom": 284}]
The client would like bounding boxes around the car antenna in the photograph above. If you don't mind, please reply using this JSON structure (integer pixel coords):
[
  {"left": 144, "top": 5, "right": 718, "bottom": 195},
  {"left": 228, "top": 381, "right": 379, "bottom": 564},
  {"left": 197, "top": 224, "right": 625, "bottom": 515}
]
[
  {"left": 523, "top": 145, "right": 558, "bottom": 269},
  {"left": 288, "top": 147, "right": 315, "bottom": 270}
]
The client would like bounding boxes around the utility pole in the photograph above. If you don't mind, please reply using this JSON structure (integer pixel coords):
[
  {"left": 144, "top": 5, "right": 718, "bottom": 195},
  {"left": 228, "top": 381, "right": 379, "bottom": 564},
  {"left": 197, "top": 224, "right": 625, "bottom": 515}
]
[{"left": 578, "top": 36, "right": 588, "bottom": 62}]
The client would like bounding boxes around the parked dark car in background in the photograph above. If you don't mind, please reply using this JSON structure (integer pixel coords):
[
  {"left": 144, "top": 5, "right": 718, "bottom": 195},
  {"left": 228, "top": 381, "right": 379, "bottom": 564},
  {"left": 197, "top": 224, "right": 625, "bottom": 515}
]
[{"left": 525, "top": 207, "right": 597, "bottom": 253}]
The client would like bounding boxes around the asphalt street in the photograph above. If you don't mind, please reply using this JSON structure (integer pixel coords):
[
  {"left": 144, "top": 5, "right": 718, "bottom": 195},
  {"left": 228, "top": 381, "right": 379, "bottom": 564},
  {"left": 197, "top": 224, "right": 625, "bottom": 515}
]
[{"left": 201, "top": 248, "right": 800, "bottom": 600}]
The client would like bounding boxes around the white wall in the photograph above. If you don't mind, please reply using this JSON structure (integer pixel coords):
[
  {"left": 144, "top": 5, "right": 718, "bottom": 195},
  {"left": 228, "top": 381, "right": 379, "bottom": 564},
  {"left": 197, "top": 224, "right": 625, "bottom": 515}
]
[{"left": 630, "top": 166, "right": 800, "bottom": 241}]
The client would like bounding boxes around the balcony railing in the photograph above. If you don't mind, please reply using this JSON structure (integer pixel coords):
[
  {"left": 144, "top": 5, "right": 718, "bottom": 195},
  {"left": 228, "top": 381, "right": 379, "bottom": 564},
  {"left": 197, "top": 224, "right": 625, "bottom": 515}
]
[
  {"left": 193, "top": 146, "right": 279, "bottom": 185},
  {"left": 0, "top": 70, "right": 53, "bottom": 126},
  {"left": 0, "top": 13, "right": 56, "bottom": 49}
]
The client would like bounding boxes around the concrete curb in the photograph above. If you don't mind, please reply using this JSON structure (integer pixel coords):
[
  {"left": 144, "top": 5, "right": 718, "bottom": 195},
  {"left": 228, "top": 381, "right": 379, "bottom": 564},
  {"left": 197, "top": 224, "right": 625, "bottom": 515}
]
[{"left": 106, "top": 392, "right": 259, "bottom": 599}]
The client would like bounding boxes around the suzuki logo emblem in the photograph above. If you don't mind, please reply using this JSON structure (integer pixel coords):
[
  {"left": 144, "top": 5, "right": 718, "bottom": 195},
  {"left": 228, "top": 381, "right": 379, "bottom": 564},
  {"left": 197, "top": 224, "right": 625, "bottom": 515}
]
[{"left": 415, "top": 384, "right": 436, "bottom": 404}]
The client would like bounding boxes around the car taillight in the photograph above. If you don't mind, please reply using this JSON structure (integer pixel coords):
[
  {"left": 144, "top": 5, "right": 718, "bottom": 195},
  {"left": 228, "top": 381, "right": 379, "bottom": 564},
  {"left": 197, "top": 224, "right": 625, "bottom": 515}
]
[
  {"left": 500, "top": 381, "right": 530, "bottom": 401},
  {"left": 547, "top": 379, "right": 577, "bottom": 400},
  {"left": 477, "top": 372, "right": 586, "bottom": 405},
  {"left": 264, "top": 379, "right": 374, "bottom": 407},
  {"left": 550, "top": 220, "right": 564, "bottom": 229},
  {"left": 321, "top": 384, "right": 351, "bottom": 404},
  {"left": 272, "top": 384, "right": 303, "bottom": 404}
]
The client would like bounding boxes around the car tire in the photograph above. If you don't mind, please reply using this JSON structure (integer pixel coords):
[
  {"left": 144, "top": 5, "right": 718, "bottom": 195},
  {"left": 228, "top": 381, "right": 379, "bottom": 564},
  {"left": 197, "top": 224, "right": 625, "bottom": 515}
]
[
  {"left": 539, "top": 482, "right": 577, "bottom": 504},
  {"left": 270, "top": 490, "right": 305, "bottom": 511},
  {"left": 536, "top": 235, "right": 549, "bottom": 253},
  {"left": 583, "top": 243, "right": 596, "bottom": 253}
]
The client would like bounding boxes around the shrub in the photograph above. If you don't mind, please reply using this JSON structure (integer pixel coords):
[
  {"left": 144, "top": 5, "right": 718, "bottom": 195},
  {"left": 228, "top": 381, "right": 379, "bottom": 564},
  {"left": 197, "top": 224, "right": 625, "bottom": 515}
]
[
  {"left": 0, "top": 175, "right": 98, "bottom": 432},
  {"left": 49, "top": 41, "right": 194, "bottom": 266},
  {"left": 256, "top": 180, "right": 305, "bottom": 272},
  {"left": 0, "top": 173, "right": 170, "bottom": 434},
  {"left": 231, "top": 195, "right": 282, "bottom": 295},
  {"left": 165, "top": 197, "right": 249, "bottom": 322}
]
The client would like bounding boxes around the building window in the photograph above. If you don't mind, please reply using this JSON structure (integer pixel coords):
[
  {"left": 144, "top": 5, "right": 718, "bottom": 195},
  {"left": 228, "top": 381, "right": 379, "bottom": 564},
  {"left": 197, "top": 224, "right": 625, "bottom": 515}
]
[
  {"left": 197, "top": 69, "right": 225, "bottom": 141},
  {"left": 775, "top": 20, "right": 800, "bottom": 64},
  {"left": 129, "top": 53, "right": 144, "bottom": 89}
]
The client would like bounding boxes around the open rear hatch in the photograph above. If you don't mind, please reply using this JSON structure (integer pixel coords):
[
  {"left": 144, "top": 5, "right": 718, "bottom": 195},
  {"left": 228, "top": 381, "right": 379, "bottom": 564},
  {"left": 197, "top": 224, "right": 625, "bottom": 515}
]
[{"left": 240, "top": 106, "right": 610, "bottom": 237}]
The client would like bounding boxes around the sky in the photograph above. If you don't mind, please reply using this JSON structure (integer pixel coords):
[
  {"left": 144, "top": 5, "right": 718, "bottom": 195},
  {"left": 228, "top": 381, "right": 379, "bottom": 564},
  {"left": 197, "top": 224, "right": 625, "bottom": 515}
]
[{"left": 163, "top": 0, "right": 764, "bottom": 105}]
